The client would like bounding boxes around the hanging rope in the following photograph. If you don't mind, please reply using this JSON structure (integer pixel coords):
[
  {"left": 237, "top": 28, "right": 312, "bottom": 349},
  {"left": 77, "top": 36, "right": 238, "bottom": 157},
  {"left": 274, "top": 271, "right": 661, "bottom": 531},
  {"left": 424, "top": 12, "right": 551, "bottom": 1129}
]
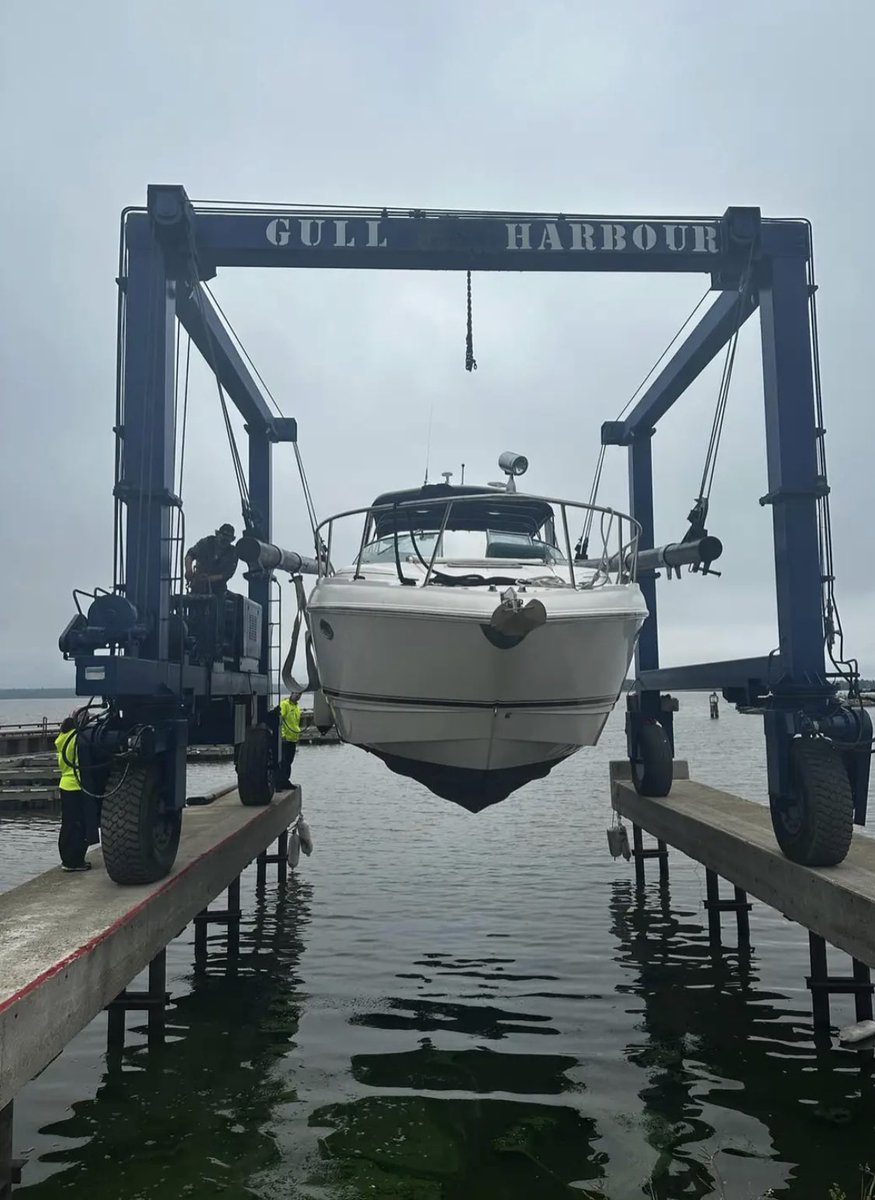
[{"left": 465, "top": 270, "right": 477, "bottom": 372}]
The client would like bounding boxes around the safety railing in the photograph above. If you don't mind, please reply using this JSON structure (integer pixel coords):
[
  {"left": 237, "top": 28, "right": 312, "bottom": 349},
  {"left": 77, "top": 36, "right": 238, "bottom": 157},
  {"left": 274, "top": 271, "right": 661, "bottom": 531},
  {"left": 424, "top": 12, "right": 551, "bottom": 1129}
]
[
  {"left": 314, "top": 492, "right": 641, "bottom": 590},
  {"left": 0, "top": 719, "right": 59, "bottom": 734}
]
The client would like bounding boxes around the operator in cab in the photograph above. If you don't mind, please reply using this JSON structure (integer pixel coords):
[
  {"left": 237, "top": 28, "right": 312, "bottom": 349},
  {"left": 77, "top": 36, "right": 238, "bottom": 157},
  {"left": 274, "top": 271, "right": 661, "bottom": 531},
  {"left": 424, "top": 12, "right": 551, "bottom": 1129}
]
[
  {"left": 185, "top": 523, "right": 239, "bottom": 594},
  {"left": 277, "top": 691, "right": 302, "bottom": 788}
]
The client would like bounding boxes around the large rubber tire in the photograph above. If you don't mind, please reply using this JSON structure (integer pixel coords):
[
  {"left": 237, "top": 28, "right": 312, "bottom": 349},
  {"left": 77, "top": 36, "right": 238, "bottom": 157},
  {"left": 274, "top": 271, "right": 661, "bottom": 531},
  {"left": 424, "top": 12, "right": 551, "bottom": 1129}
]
[
  {"left": 237, "top": 725, "right": 276, "bottom": 807},
  {"left": 101, "top": 763, "right": 182, "bottom": 885},
  {"left": 631, "top": 721, "right": 674, "bottom": 798},
  {"left": 770, "top": 737, "right": 853, "bottom": 867}
]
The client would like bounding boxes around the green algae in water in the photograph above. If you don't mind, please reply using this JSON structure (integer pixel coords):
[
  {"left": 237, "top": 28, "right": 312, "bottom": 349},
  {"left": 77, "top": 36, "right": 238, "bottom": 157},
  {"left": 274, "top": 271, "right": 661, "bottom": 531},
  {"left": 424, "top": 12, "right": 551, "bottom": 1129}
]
[{"left": 306, "top": 1095, "right": 605, "bottom": 1198}]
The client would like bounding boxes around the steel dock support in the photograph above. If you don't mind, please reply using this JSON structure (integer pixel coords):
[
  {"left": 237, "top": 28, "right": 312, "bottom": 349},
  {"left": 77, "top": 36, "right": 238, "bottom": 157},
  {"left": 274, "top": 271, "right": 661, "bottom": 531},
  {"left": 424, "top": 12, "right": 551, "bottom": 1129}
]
[
  {"left": 611, "top": 761, "right": 875, "bottom": 1033},
  {"left": 0, "top": 787, "right": 303, "bottom": 1187}
]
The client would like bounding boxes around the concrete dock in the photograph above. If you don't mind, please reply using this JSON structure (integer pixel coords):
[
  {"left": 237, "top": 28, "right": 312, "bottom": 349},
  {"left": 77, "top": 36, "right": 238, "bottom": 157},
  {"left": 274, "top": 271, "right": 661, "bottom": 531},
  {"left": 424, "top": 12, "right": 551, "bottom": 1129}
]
[
  {"left": 611, "top": 761, "right": 875, "bottom": 968},
  {"left": 0, "top": 786, "right": 300, "bottom": 1114}
]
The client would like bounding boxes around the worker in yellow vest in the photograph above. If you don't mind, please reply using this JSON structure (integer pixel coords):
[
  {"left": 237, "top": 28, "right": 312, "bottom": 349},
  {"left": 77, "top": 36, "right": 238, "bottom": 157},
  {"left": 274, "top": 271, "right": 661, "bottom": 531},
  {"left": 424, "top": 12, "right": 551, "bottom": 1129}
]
[
  {"left": 277, "top": 692, "right": 302, "bottom": 788},
  {"left": 55, "top": 715, "right": 92, "bottom": 872}
]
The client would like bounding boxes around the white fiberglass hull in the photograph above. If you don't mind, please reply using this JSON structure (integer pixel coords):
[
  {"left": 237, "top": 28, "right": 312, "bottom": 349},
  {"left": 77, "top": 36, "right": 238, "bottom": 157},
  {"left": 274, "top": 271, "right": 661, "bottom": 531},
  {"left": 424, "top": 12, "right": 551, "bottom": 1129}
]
[{"left": 308, "top": 576, "right": 647, "bottom": 810}]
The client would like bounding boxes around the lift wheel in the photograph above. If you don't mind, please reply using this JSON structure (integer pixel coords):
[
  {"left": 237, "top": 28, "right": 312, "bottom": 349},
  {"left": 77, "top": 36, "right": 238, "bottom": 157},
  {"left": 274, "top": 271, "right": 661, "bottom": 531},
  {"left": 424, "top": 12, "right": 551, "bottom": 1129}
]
[
  {"left": 237, "top": 725, "right": 276, "bottom": 807},
  {"left": 631, "top": 721, "right": 674, "bottom": 798},
  {"left": 101, "top": 762, "right": 182, "bottom": 885},
  {"left": 770, "top": 736, "right": 853, "bottom": 868}
]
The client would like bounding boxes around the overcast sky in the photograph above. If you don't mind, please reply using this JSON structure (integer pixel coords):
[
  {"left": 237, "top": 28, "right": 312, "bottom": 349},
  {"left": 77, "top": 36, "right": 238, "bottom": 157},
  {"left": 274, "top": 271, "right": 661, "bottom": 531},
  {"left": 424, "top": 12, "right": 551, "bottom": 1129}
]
[{"left": 1, "top": 0, "right": 874, "bottom": 685}]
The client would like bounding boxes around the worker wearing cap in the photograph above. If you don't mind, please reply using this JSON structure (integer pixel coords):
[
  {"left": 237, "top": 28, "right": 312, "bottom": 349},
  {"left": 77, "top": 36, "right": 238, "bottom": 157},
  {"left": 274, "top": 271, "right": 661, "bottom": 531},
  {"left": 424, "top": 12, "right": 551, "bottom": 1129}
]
[
  {"left": 185, "top": 523, "right": 239, "bottom": 594},
  {"left": 55, "top": 715, "right": 91, "bottom": 872},
  {"left": 277, "top": 692, "right": 302, "bottom": 787}
]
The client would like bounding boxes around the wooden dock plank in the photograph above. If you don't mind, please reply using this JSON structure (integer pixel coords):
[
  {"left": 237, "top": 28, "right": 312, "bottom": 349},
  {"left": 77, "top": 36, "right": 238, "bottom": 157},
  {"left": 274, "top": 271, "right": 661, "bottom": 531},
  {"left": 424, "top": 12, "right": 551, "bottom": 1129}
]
[
  {"left": 610, "top": 761, "right": 875, "bottom": 968},
  {"left": 0, "top": 787, "right": 300, "bottom": 1110}
]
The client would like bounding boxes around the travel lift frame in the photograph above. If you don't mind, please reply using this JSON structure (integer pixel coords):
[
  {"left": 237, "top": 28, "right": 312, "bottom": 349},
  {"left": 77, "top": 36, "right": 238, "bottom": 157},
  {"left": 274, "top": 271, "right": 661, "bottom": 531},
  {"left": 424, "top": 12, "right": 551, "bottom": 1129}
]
[{"left": 60, "top": 185, "right": 871, "bottom": 884}]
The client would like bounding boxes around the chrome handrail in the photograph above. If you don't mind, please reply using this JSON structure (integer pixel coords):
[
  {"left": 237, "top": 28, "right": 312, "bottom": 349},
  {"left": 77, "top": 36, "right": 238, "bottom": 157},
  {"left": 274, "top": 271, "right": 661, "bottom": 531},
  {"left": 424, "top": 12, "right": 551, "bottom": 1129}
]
[{"left": 314, "top": 491, "right": 641, "bottom": 588}]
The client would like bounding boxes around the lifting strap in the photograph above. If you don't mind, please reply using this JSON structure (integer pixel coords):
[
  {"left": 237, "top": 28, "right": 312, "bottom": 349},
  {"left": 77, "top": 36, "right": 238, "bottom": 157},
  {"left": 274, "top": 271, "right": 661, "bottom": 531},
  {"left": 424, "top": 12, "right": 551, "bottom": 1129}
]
[{"left": 281, "top": 576, "right": 320, "bottom": 694}]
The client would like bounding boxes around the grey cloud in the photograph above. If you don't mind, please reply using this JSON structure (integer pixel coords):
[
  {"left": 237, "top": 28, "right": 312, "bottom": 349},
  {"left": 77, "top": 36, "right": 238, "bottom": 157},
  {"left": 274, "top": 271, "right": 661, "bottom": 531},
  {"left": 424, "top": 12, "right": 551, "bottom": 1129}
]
[{"left": 1, "top": 0, "right": 873, "bottom": 681}]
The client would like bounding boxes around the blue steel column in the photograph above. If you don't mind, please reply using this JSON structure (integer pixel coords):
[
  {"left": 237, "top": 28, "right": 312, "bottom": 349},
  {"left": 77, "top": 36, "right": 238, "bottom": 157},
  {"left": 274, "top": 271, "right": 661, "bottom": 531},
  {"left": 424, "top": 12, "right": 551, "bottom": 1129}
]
[
  {"left": 121, "top": 214, "right": 176, "bottom": 661},
  {"left": 759, "top": 254, "right": 829, "bottom": 807},
  {"left": 629, "top": 434, "right": 659, "bottom": 676},
  {"left": 758, "top": 256, "right": 826, "bottom": 679},
  {"left": 248, "top": 427, "right": 272, "bottom": 719}
]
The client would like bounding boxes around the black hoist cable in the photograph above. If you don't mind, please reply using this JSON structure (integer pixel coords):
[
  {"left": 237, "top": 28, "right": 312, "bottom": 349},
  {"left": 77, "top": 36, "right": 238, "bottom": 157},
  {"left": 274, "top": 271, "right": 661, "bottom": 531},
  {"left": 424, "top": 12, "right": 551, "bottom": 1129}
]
[
  {"left": 202, "top": 279, "right": 325, "bottom": 556},
  {"left": 576, "top": 285, "right": 711, "bottom": 558},
  {"left": 684, "top": 253, "right": 755, "bottom": 548}
]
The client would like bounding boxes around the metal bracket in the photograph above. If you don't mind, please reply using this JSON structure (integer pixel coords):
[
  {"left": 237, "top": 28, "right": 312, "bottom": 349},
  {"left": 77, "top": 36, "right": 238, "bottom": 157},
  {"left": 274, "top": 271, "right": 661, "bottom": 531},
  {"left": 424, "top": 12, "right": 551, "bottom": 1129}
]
[
  {"left": 759, "top": 478, "right": 830, "bottom": 506},
  {"left": 113, "top": 482, "right": 183, "bottom": 508}
]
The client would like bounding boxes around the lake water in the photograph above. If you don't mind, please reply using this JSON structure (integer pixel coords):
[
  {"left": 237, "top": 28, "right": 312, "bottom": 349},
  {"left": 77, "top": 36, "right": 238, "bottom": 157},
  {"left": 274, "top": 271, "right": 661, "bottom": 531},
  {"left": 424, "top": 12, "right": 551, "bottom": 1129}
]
[{"left": 2, "top": 696, "right": 874, "bottom": 1199}]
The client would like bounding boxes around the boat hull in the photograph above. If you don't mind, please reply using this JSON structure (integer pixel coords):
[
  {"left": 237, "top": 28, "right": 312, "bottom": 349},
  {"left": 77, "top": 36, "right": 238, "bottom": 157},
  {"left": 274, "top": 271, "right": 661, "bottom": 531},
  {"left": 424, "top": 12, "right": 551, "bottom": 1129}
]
[{"left": 308, "top": 579, "right": 646, "bottom": 810}]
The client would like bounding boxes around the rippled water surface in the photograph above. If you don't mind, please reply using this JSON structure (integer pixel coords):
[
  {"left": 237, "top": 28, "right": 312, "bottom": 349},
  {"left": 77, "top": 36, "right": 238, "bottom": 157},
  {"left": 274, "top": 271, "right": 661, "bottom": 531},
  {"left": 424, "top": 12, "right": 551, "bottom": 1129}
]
[{"left": 2, "top": 697, "right": 874, "bottom": 1199}]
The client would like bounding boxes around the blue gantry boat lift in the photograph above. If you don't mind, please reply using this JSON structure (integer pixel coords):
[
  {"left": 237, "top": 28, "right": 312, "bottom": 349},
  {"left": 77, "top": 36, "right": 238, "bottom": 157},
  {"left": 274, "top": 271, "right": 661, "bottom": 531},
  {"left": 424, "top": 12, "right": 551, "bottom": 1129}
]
[{"left": 60, "top": 187, "right": 871, "bottom": 882}]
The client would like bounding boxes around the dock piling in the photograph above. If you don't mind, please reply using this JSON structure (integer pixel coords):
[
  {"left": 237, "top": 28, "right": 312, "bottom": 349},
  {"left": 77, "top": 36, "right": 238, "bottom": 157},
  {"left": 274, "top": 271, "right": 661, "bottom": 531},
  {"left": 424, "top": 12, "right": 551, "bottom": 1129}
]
[
  {"left": 105, "top": 948, "right": 171, "bottom": 1051},
  {"left": 631, "top": 824, "right": 669, "bottom": 887},
  {"left": 806, "top": 932, "right": 875, "bottom": 1030},
  {"left": 703, "top": 870, "right": 752, "bottom": 949},
  {"left": 0, "top": 1102, "right": 12, "bottom": 1200},
  {"left": 258, "top": 830, "right": 290, "bottom": 889},
  {"left": 194, "top": 874, "right": 244, "bottom": 968}
]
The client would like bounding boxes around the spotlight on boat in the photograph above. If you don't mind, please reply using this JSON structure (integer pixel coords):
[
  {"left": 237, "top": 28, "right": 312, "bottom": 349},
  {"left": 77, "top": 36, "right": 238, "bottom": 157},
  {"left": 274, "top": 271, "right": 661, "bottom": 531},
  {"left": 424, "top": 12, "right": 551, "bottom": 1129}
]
[
  {"left": 498, "top": 451, "right": 528, "bottom": 492},
  {"left": 498, "top": 451, "right": 528, "bottom": 477}
]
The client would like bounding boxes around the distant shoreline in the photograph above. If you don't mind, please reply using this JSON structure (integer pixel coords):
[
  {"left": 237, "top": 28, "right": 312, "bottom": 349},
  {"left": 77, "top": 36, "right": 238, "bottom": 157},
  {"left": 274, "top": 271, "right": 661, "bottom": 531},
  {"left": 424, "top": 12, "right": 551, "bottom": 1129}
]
[{"left": 0, "top": 689, "right": 75, "bottom": 700}]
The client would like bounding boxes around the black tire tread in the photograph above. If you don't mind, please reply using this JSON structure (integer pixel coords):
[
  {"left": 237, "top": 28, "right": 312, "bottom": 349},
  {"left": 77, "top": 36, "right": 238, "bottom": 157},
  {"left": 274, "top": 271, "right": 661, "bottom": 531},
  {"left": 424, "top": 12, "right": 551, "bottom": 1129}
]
[
  {"left": 101, "top": 765, "right": 181, "bottom": 885},
  {"left": 776, "top": 738, "right": 853, "bottom": 868},
  {"left": 237, "top": 726, "right": 275, "bottom": 807},
  {"left": 631, "top": 722, "right": 674, "bottom": 798}
]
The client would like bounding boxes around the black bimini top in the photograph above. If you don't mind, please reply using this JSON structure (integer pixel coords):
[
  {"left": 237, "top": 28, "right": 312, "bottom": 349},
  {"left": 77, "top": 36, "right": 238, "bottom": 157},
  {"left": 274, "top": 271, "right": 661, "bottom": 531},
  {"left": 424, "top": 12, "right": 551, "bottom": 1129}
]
[{"left": 370, "top": 484, "right": 553, "bottom": 539}]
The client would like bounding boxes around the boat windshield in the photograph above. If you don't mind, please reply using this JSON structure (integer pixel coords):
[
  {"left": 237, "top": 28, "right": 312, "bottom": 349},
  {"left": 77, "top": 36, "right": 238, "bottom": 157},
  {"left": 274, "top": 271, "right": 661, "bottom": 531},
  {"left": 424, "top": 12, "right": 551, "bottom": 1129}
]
[{"left": 360, "top": 529, "right": 564, "bottom": 565}]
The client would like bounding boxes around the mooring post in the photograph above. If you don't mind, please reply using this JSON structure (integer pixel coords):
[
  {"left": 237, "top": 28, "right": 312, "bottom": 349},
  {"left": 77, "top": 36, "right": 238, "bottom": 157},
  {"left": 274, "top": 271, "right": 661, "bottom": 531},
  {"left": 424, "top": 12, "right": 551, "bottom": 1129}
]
[
  {"left": 147, "top": 949, "right": 167, "bottom": 1045},
  {"left": 227, "top": 875, "right": 241, "bottom": 959},
  {"left": 705, "top": 870, "right": 722, "bottom": 946},
  {"left": 853, "top": 958, "right": 874, "bottom": 1024},
  {"left": 734, "top": 886, "right": 751, "bottom": 949},
  {"left": 808, "top": 932, "right": 831, "bottom": 1029},
  {"left": 632, "top": 825, "right": 645, "bottom": 888},
  {"left": 657, "top": 838, "right": 669, "bottom": 886},
  {"left": 277, "top": 830, "right": 289, "bottom": 885},
  {"left": 194, "top": 907, "right": 208, "bottom": 965},
  {"left": 0, "top": 1101, "right": 12, "bottom": 1200},
  {"left": 256, "top": 850, "right": 267, "bottom": 890},
  {"left": 106, "top": 996, "right": 126, "bottom": 1051}
]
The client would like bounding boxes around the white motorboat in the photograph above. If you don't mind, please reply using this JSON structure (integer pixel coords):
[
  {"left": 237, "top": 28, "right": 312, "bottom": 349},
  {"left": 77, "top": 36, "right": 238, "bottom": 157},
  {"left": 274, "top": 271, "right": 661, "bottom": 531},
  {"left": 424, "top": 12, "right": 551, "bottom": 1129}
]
[{"left": 307, "top": 454, "right": 648, "bottom": 811}]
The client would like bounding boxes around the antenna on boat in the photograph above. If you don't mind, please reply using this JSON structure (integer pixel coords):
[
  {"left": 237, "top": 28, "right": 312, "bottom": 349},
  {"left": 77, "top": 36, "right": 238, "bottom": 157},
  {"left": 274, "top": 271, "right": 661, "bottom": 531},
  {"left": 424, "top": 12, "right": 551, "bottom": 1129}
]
[
  {"left": 461, "top": 463, "right": 465, "bottom": 484},
  {"left": 441, "top": 471, "right": 453, "bottom": 485},
  {"left": 422, "top": 402, "right": 434, "bottom": 485}
]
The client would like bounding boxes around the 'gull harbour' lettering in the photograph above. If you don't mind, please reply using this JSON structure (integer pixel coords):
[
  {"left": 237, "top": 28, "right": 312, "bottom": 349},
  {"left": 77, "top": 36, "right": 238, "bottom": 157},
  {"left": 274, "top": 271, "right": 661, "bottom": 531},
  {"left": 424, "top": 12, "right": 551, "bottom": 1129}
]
[{"left": 264, "top": 215, "right": 720, "bottom": 255}]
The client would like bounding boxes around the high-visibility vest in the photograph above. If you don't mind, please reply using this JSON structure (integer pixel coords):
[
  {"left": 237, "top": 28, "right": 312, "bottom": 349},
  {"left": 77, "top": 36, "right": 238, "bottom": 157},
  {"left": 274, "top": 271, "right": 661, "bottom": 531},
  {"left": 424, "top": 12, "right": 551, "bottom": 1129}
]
[
  {"left": 280, "top": 700, "right": 301, "bottom": 742},
  {"left": 55, "top": 729, "right": 79, "bottom": 791}
]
